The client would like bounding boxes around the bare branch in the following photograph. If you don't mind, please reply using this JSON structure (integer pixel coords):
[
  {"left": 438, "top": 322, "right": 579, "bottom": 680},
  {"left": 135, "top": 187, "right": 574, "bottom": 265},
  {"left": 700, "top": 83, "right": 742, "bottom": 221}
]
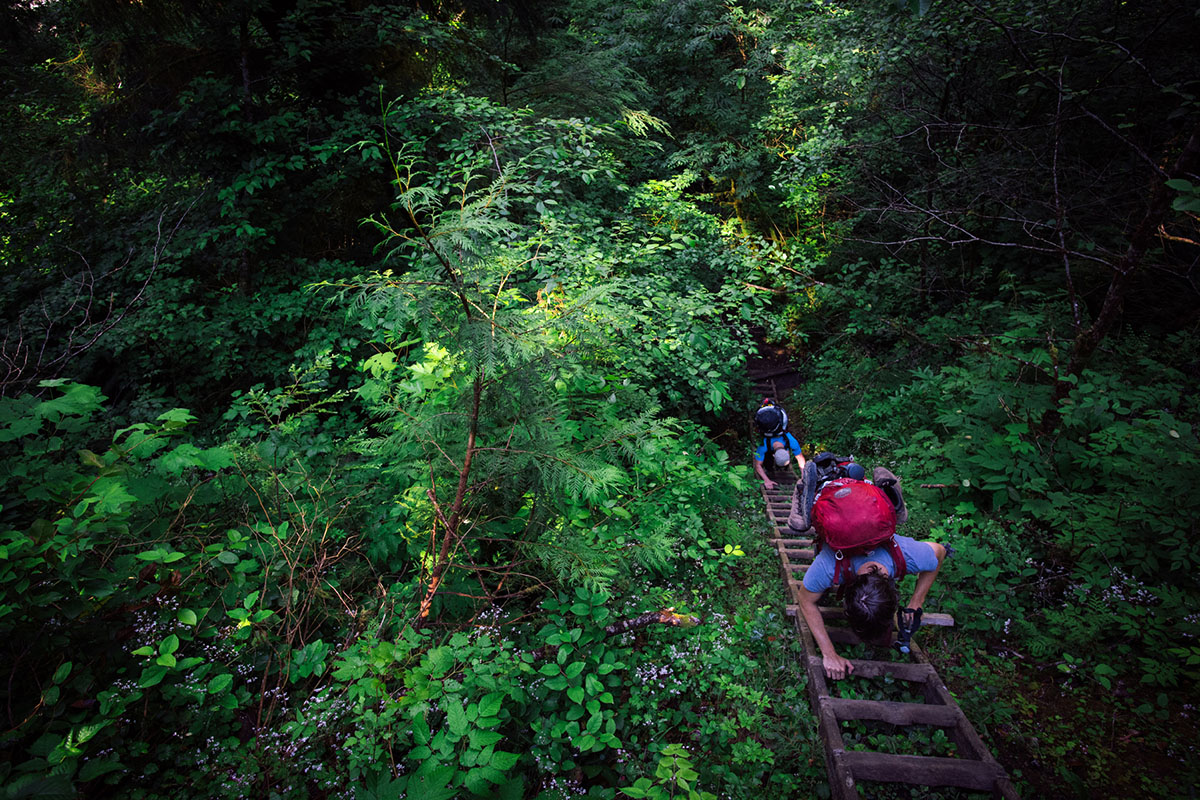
[{"left": 0, "top": 197, "right": 200, "bottom": 397}]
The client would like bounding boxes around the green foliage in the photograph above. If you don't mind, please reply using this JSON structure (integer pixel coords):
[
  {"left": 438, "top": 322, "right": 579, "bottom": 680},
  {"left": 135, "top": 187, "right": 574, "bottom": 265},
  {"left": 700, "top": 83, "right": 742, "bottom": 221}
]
[
  {"left": 929, "top": 516, "right": 1037, "bottom": 643},
  {"left": 0, "top": 383, "right": 241, "bottom": 792},
  {"left": 324, "top": 92, "right": 761, "bottom": 617},
  {"left": 5, "top": 0, "right": 1199, "bottom": 796},
  {"left": 622, "top": 745, "right": 715, "bottom": 800}
]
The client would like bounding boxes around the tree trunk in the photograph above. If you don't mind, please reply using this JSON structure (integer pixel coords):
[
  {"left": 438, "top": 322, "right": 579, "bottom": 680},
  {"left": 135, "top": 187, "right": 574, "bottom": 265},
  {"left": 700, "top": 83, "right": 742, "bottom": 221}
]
[{"left": 1047, "top": 124, "right": 1200, "bottom": 418}]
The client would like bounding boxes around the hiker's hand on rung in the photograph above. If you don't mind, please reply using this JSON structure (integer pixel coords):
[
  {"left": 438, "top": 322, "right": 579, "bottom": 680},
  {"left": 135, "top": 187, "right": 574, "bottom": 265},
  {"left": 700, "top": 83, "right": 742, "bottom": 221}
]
[
  {"left": 823, "top": 653, "right": 855, "bottom": 680},
  {"left": 763, "top": 479, "right": 777, "bottom": 490}
]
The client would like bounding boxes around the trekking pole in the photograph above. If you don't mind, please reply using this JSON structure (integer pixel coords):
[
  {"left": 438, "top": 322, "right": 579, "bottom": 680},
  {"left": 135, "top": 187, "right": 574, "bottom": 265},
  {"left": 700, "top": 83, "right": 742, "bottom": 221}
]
[{"left": 894, "top": 607, "right": 923, "bottom": 655}]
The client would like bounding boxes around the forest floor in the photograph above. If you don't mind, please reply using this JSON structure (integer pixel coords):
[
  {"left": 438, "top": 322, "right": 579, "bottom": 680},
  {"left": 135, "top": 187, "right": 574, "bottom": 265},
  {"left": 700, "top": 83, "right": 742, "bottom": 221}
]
[{"left": 934, "top": 628, "right": 1200, "bottom": 798}]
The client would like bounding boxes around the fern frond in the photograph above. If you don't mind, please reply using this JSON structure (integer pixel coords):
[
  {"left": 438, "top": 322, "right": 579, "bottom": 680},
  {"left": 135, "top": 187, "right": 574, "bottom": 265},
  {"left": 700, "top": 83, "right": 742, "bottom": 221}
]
[
  {"left": 524, "top": 530, "right": 619, "bottom": 593},
  {"left": 622, "top": 526, "right": 679, "bottom": 574}
]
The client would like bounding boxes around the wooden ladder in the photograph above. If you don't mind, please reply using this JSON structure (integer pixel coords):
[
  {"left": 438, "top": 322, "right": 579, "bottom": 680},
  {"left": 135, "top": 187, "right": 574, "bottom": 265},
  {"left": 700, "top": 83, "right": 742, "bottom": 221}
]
[{"left": 762, "top": 478, "right": 1020, "bottom": 799}]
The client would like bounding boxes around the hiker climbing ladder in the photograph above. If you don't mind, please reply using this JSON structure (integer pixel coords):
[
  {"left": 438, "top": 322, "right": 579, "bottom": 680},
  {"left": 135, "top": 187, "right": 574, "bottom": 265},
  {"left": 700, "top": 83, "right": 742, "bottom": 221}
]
[{"left": 760, "top": 476, "right": 1020, "bottom": 799}]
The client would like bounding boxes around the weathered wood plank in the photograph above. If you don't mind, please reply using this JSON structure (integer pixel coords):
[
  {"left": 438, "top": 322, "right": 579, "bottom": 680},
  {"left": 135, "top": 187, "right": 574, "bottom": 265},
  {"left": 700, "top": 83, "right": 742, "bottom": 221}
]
[
  {"left": 774, "top": 538, "right": 814, "bottom": 547},
  {"left": 842, "top": 752, "right": 1007, "bottom": 792},
  {"left": 782, "top": 549, "right": 815, "bottom": 560},
  {"left": 824, "top": 697, "right": 962, "bottom": 727},
  {"left": 807, "top": 657, "right": 938, "bottom": 684}
]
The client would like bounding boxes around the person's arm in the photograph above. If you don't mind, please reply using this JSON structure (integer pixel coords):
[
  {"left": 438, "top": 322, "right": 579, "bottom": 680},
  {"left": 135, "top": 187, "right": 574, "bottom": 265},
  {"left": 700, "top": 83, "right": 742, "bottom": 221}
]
[
  {"left": 753, "top": 458, "right": 776, "bottom": 489},
  {"left": 798, "top": 585, "right": 855, "bottom": 680},
  {"left": 906, "top": 541, "right": 946, "bottom": 610}
]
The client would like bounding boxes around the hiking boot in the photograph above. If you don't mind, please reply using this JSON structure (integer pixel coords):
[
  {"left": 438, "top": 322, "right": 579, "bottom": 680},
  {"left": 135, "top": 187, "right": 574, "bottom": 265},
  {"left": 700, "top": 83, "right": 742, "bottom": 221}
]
[
  {"left": 788, "top": 461, "right": 818, "bottom": 533},
  {"left": 873, "top": 467, "right": 908, "bottom": 525}
]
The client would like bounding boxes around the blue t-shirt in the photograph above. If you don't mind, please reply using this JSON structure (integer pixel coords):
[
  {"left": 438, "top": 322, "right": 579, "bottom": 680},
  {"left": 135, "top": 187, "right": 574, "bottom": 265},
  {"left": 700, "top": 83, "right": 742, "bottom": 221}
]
[
  {"left": 802, "top": 534, "right": 939, "bottom": 594},
  {"left": 755, "top": 432, "right": 801, "bottom": 462}
]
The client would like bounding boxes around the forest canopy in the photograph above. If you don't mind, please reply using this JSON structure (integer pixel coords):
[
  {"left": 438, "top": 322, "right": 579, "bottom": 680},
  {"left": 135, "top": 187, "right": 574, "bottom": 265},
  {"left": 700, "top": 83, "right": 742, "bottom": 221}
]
[{"left": 1, "top": 0, "right": 1198, "bottom": 797}]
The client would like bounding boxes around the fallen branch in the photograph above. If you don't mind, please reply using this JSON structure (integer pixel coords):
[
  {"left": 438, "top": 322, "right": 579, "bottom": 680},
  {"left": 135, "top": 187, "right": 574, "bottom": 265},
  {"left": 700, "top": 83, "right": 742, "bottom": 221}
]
[{"left": 605, "top": 609, "right": 700, "bottom": 637}]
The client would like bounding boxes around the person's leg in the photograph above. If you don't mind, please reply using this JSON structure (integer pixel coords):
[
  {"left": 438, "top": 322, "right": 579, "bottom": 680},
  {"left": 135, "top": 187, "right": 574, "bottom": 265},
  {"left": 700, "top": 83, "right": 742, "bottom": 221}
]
[
  {"left": 788, "top": 461, "right": 818, "bottom": 532},
  {"left": 873, "top": 466, "right": 908, "bottom": 525}
]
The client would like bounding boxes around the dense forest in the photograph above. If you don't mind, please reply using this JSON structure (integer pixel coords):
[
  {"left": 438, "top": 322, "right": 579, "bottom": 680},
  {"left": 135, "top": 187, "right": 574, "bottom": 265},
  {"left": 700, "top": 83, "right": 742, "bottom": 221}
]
[{"left": 1, "top": 0, "right": 1198, "bottom": 797}]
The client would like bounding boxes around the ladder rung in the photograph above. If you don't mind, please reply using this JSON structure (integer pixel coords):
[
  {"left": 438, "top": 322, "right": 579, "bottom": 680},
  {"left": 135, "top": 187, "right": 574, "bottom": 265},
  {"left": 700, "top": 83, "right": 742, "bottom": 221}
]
[
  {"left": 810, "top": 656, "right": 937, "bottom": 684},
  {"left": 823, "top": 697, "right": 962, "bottom": 727},
  {"left": 841, "top": 752, "right": 1008, "bottom": 792}
]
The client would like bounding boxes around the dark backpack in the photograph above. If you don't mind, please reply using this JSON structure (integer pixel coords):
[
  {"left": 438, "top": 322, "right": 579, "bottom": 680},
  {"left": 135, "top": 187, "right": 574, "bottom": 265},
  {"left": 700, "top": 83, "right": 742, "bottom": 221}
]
[
  {"left": 812, "top": 477, "right": 906, "bottom": 586},
  {"left": 811, "top": 451, "right": 853, "bottom": 487},
  {"left": 754, "top": 402, "right": 788, "bottom": 436}
]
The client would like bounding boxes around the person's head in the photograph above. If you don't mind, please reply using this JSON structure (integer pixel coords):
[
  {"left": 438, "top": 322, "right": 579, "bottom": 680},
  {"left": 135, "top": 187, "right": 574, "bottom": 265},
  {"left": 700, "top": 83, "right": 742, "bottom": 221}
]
[
  {"left": 844, "top": 462, "right": 866, "bottom": 481},
  {"left": 843, "top": 567, "right": 898, "bottom": 645},
  {"left": 772, "top": 441, "right": 790, "bottom": 467}
]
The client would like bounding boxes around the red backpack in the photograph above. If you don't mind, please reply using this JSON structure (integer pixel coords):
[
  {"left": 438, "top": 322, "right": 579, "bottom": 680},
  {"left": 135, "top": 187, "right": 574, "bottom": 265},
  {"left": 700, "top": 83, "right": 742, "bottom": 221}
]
[{"left": 812, "top": 478, "right": 906, "bottom": 586}]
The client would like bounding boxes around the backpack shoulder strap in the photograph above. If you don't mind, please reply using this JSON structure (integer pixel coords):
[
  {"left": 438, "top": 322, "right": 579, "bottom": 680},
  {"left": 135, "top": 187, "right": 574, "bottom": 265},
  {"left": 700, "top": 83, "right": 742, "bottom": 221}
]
[
  {"left": 887, "top": 537, "right": 907, "bottom": 581},
  {"left": 831, "top": 549, "right": 850, "bottom": 588}
]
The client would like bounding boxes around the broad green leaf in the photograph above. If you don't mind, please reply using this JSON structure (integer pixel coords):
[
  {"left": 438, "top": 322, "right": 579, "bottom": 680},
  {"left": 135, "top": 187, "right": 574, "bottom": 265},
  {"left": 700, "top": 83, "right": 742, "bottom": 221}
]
[
  {"left": 138, "top": 665, "right": 169, "bottom": 688},
  {"left": 412, "top": 711, "right": 431, "bottom": 745},
  {"left": 478, "top": 692, "right": 503, "bottom": 718},
  {"left": 489, "top": 750, "right": 519, "bottom": 771},
  {"left": 207, "top": 674, "right": 233, "bottom": 694},
  {"left": 469, "top": 729, "right": 503, "bottom": 749},
  {"left": 86, "top": 479, "right": 138, "bottom": 516},
  {"left": 428, "top": 646, "right": 455, "bottom": 677},
  {"left": 446, "top": 701, "right": 468, "bottom": 737},
  {"left": 404, "top": 767, "right": 459, "bottom": 800}
]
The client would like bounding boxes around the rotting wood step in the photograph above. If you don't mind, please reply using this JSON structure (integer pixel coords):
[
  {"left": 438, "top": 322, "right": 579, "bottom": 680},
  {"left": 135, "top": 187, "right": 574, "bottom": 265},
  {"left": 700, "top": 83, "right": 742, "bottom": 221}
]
[
  {"left": 841, "top": 752, "right": 1014, "bottom": 794},
  {"left": 823, "top": 697, "right": 961, "bottom": 727},
  {"left": 758, "top": 463, "right": 1018, "bottom": 799}
]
